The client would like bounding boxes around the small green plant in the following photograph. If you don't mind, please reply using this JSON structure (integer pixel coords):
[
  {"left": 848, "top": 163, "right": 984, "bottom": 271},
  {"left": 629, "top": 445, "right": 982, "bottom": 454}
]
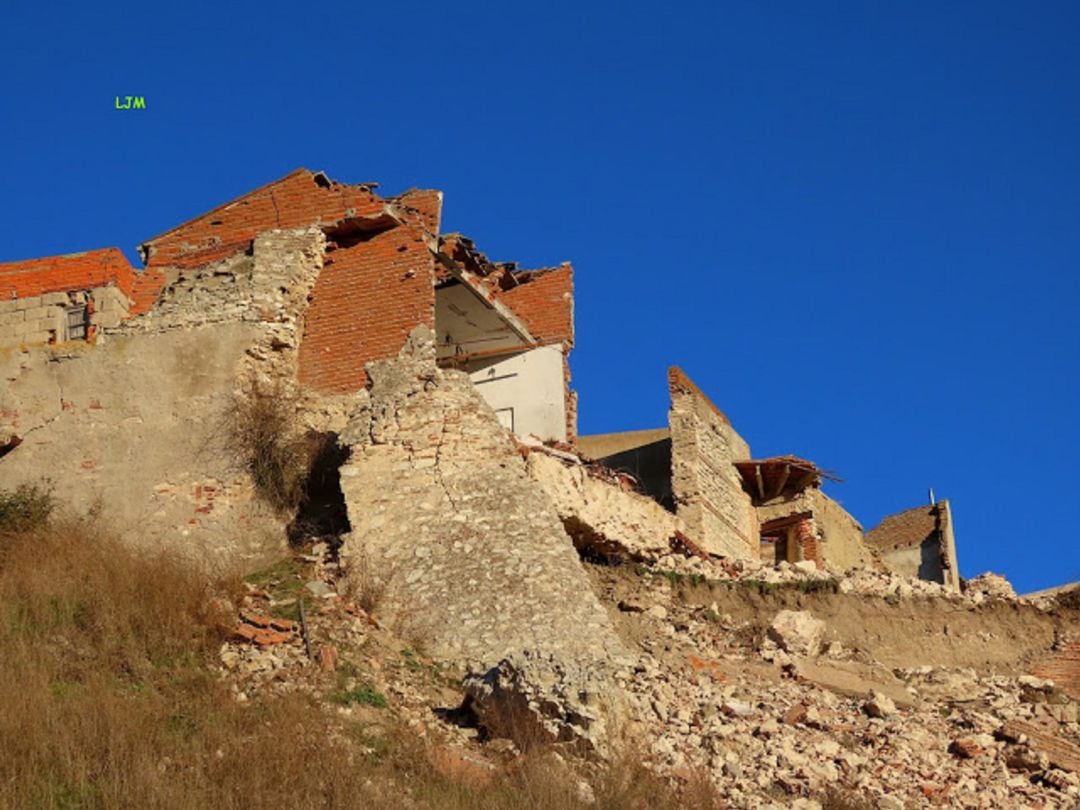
[
  {"left": 336, "top": 683, "right": 388, "bottom": 709},
  {"left": 657, "top": 569, "right": 709, "bottom": 589},
  {"left": 735, "top": 577, "right": 839, "bottom": 596},
  {"left": 0, "top": 480, "right": 55, "bottom": 535}
]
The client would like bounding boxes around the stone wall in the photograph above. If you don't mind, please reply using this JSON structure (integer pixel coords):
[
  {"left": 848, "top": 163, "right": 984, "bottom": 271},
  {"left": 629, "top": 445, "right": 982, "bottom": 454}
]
[
  {"left": 666, "top": 367, "right": 758, "bottom": 558},
  {"left": 112, "top": 227, "right": 325, "bottom": 339},
  {"left": 337, "top": 327, "right": 628, "bottom": 745},
  {"left": 339, "top": 326, "right": 626, "bottom": 667}
]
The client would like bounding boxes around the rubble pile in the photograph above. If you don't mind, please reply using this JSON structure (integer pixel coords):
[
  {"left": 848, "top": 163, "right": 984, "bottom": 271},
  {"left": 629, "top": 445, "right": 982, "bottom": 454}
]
[
  {"left": 215, "top": 532, "right": 1078, "bottom": 809},
  {"left": 610, "top": 564, "right": 1079, "bottom": 809},
  {"left": 644, "top": 551, "right": 1045, "bottom": 607}
]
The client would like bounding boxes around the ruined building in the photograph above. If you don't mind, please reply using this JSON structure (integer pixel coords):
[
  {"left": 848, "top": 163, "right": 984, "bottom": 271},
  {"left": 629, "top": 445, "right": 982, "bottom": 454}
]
[
  {"left": 0, "top": 168, "right": 957, "bottom": 589},
  {"left": 2, "top": 169, "right": 574, "bottom": 441}
]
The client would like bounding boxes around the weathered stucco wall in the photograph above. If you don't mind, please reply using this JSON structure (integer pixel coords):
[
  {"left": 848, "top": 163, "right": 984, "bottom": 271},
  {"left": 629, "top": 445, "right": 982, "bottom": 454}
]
[
  {"left": 757, "top": 488, "right": 874, "bottom": 571},
  {"left": 463, "top": 345, "right": 568, "bottom": 441},
  {"left": 667, "top": 367, "right": 758, "bottom": 558},
  {"left": 0, "top": 227, "right": 332, "bottom": 570},
  {"left": 0, "top": 325, "right": 284, "bottom": 569}
]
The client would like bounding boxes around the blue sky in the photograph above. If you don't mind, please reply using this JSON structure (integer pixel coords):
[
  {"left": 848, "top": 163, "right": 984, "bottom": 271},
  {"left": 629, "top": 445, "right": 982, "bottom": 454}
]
[{"left": 2, "top": 1, "right": 1077, "bottom": 592}]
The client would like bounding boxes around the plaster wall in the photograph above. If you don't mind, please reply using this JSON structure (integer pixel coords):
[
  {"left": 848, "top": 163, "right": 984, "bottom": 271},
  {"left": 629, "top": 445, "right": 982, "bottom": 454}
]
[
  {"left": 0, "top": 325, "right": 285, "bottom": 570},
  {"left": 435, "top": 283, "right": 524, "bottom": 359},
  {"left": 463, "top": 345, "right": 568, "bottom": 442}
]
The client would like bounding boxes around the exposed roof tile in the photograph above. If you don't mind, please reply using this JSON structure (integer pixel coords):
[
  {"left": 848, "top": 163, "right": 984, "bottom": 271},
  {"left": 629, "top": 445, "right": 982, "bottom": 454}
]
[{"left": 0, "top": 248, "right": 136, "bottom": 301}]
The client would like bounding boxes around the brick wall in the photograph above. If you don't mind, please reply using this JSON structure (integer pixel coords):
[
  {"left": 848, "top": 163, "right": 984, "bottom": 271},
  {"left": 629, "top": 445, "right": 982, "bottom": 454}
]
[
  {"left": 794, "top": 517, "right": 823, "bottom": 568},
  {"left": 667, "top": 367, "right": 759, "bottom": 558},
  {"left": 1032, "top": 642, "right": 1080, "bottom": 701},
  {"left": 495, "top": 264, "right": 574, "bottom": 345},
  {"left": 298, "top": 225, "right": 436, "bottom": 393},
  {"left": 141, "top": 169, "right": 388, "bottom": 270}
]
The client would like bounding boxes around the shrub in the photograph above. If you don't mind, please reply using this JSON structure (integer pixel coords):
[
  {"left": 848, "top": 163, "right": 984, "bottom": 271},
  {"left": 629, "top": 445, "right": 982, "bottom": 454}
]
[
  {"left": 337, "top": 684, "right": 389, "bottom": 708},
  {"left": 0, "top": 480, "right": 54, "bottom": 535},
  {"left": 223, "top": 382, "right": 310, "bottom": 515}
]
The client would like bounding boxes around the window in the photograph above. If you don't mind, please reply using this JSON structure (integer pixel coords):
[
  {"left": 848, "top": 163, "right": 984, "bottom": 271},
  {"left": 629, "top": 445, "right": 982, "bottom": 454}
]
[{"left": 64, "top": 305, "right": 88, "bottom": 341}]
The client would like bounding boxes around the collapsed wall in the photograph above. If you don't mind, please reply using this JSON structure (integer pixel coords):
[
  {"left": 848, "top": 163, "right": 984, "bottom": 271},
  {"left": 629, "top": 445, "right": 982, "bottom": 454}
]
[
  {"left": 338, "top": 326, "right": 629, "bottom": 747},
  {"left": 0, "top": 228, "right": 328, "bottom": 568},
  {"left": 756, "top": 487, "right": 876, "bottom": 571},
  {"left": 667, "top": 367, "right": 759, "bottom": 558},
  {"left": 525, "top": 450, "right": 682, "bottom": 561}
]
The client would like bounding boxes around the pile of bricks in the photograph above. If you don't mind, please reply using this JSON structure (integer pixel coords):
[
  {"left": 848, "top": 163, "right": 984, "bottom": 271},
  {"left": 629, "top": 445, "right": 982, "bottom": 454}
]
[{"left": 232, "top": 609, "right": 297, "bottom": 646}]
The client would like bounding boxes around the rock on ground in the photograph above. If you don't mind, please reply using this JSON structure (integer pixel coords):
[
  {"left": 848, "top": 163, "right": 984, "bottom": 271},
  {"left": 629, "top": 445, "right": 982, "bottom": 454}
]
[{"left": 769, "top": 610, "right": 826, "bottom": 657}]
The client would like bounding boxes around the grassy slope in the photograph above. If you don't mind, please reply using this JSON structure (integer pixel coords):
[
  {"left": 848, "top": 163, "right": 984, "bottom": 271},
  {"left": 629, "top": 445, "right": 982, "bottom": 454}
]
[{"left": 0, "top": 520, "right": 721, "bottom": 810}]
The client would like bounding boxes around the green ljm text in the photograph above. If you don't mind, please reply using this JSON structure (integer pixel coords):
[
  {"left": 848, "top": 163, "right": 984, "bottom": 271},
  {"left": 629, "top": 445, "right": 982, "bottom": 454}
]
[{"left": 115, "top": 96, "right": 146, "bottom": 110}]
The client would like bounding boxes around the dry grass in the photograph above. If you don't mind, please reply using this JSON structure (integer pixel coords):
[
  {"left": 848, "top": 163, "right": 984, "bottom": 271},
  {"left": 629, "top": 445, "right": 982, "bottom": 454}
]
[
  {"left": 0, "top": 521, "right": 721, "bottom": 809},
  {"left": 349, "top": 548, "right": 394, "bottom": 616},
  {"left": 222, "top": 381, "right": 310, "bottom": 516}
]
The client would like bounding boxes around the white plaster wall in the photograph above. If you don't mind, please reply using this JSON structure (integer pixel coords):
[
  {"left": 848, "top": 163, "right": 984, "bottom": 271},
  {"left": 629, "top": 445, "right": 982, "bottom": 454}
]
[{"left": 465, "top": 345, "right": 567, "bottom": 442}]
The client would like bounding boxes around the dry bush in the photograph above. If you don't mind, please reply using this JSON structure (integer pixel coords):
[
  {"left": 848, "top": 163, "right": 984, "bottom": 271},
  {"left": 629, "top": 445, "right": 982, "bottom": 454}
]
[
  {"left": 820, "top": 788, "right": 880, "bottom": 810},
  {"left": 222, "top": 381, "right": 311, "bottom": 516},
  {"left": 350, "top": 548, "right": 395, "bottom": 615},
  {"left": 0, "top": 480, "right": 54, "bottom": 535},
  {"left": 1056, "top": 585, "right": 1080, "bottom": 612}
]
